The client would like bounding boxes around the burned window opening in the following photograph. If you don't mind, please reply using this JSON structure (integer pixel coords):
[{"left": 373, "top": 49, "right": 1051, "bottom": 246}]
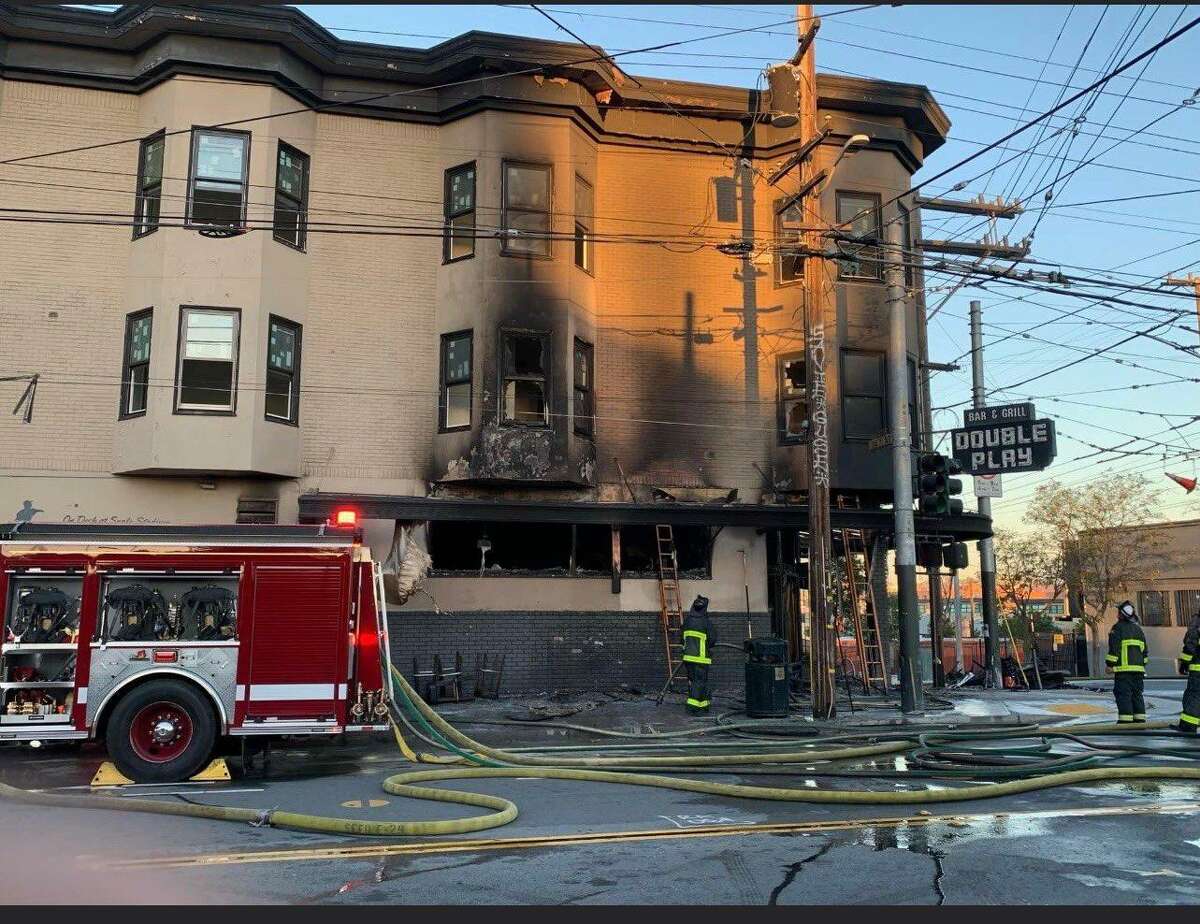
[
  {"left": 430, "top": 521, "right": 572, "bottom": 575},
  {"left": 502, "top": 331, "right": 549, "bottom": 427},
  {"left": 778, "top": 353, "right": 807, "bottom": 445},
  {"left": 619, "top": 525, "right": 713, "bottom": 578}
]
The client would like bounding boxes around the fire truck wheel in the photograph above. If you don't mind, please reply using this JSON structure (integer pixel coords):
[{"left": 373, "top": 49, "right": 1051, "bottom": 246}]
[{"left": 105, "top": 680, "right": 217, "bottom": 783}]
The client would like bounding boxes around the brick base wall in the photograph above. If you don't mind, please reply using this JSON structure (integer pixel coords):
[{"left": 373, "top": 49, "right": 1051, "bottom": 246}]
[{"left": 388, "top": 610, "right": 772, "bottom": 695}]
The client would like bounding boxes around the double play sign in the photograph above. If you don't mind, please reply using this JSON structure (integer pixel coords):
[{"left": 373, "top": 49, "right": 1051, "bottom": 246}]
[{"left": 950, "top": 402, "right": 1057, "bottom": 475}]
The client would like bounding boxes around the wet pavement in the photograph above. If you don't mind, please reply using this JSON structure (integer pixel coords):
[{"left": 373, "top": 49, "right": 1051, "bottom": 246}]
[{"left": 2, "top": 685, "right": 1199, "bottom": 904}]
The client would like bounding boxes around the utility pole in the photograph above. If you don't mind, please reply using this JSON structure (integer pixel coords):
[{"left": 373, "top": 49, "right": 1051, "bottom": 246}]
[
  {"left": 928, "top": 564, "right": 945, "bottom": 687},
  {"left": 1164, "top": 274, "right": 1200, "bottom": 338},
  {"left": 970, "top": 299, "right": 1002, "bottom": 688},
  {"left": 886, "top": 213, "right": 923, "bottom": 713},
  {"left": 951, "top": 571, "right": 965, "bottom": 674}
]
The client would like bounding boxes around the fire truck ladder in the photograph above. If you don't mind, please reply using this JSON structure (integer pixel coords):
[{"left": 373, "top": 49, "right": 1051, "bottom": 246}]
[
  {"left": 841, "top": 527, "right": 889, "bottom": 694},
  {"left": 655, "top": 524, "right": 685, "bottom": 685}
]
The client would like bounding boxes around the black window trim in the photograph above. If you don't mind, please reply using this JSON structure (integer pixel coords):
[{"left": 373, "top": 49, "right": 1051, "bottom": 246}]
[
  {"left": 840, "top": 347, "right": 886, "bottom": 444},
  {"left": 185, "top": 126, "right": 251, "bottom": 230},
  {"left": 132, "top": 129, "right": 165, "bottom": 241},
  {"left": 439, "top": 328, "right": 473, "bottom": 433},
  {"left": 443, "top": 161, "right": 477, "bottom": 264},
  {"left": 835, "top": 190, "right": 884, "bottom": 283},
  {"left": 264, "top": 314, "right": 302, "bottom": 426},
  {"left": 777, "top": 351, "right": 808, "bottom": 446},
  {"left": 272, "top": 140, "right": 309, "bottom": 253},
  {"left": 499, "top": 327, "right": 551, "bottom": 428},
  {"left": 173, "top": 305, "right": 242, "bottom": 416},
  {"left": 500, "top": 160, "right": 553, "bottom": 260},
  {"left": 573, "top": 173, "right": 594, "bottom": 276},
  {"left": 573, "top": 337, "right": 594, "bottom": 437},
  {"left": 118, "top": 307, "right": 153, "bottom": 420}
]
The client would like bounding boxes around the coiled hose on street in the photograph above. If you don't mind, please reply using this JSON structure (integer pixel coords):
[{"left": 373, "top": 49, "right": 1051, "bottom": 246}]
[{"left": 1, "top": 664, "right": 1199, "bottom": 838}]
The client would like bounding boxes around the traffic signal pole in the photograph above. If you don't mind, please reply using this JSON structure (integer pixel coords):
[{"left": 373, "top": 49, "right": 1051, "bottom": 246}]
[
  {"left": 886, "top": 214, "right": 924, "bottom": 713},
  {"left": 970, "top": 299, "right": 1003, "bottom": 688}
]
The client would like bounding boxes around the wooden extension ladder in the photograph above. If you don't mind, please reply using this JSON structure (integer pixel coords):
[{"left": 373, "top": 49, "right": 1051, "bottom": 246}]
[
  {"left": 655, "top": 524, "right": 685, "bottom": 684},
  {"left": 841, "top": 527, "right": 889, "bottom": 694}
]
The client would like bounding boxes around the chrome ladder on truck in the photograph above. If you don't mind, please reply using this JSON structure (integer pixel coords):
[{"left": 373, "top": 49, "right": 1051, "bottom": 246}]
[{"left": 656, "top": 525, "right": 685, "bottom": 686}]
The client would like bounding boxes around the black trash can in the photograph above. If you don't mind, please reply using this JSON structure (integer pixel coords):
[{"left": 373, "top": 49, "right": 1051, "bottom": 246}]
[{"left": 745, "top": 636, "right": 790, "bottom": 718}]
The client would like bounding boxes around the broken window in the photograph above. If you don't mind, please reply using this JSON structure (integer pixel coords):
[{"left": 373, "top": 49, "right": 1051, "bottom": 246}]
[
  {"left": 188, "top": 129, "right": 249, "bottom": 228},
  {"left": 574, "top": 175, "right": 593, "bottom": 272},
  {"left": 444, "top": 162, "right": 476, "bottom": 262},
  {"left": 430, "top": 522, "right": 572, "bottom": 574},
  {"left": 573, "top": 525, "right": 613, "bottom": 575},
  {"left": 841, "top": 349, "right": 885, "bottom": 442},
  {"left": 133, "top": 130, "right": 164, "bottom": 239},
  {"left": 273, "top": 141, "right": 309, "bottom": 251},
  {"left": 775, "top": 198, "right": 805, "bottom": 285},
  {"left": 619, "top": 526, "right": 713, "bottom": 578},
  {"left": 502, "top": 331, "right": 549, "bottom": 427},
  {"left": 778, "top": 353, "right": 807, "bottom": 445},
  {"left": 573, "top": 338, "right": 594, "bottom": 437},
  {"left": 120, "top": 308, "right": 152, "bottom": 418},
  {"left": 265, "top": 316, "right": 301, "bottom": 424},
  {"left": 835, "top": 191, "right": 883, "bottom": 281},
  {"left": 440, "top": 330, "right": 472, "bottom": 431},
  {"left": 501, "top": 162, "right": 552, "bottom": 257},
  {"left": 176, "top": 307, "right": 239, "bottom": 412}
]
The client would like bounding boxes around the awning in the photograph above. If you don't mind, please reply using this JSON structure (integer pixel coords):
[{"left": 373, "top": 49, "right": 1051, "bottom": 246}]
[{"left": 298, "top": 493, "right": 993, "bottom": 540}]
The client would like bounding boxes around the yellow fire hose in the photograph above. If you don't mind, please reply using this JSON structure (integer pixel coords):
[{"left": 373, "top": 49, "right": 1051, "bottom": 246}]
[{"left": 0, "top": 665, "right": 1197, "bottom": 838}]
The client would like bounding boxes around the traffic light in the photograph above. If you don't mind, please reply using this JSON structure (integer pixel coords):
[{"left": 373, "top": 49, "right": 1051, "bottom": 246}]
[
  {"left": 918, "top": 453, "right": 964, "bottom": 517},
  {"left": 943, "top": 541, "right": 969, "bottom": 571}
]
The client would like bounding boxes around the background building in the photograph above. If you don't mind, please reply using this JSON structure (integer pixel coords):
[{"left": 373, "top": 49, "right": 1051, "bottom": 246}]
[{"left": 0, "top": 3, "right": 987, "bottom": 691}]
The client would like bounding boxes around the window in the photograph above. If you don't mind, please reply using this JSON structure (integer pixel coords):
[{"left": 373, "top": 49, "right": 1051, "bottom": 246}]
[
  {"left": 775, "top": 198, "right": 805, "bottom": 285},
  {"left": 1047, "top": 602, "right": 1065, "bottom": 616},
  {"left": 133, "top": 131, "right": 164, "bottom": 239},
  {"left": 501, "top": 162, "right": 551, "bottom": 257},
  {"left": 273, "top": 142, "right": 309, "bottom": 251},
  {"left": 501, "top": 331, "right": 549, "bottom": 426},
  {"left": 574, "top": 175, "right": 593, "bottom": 272},
  {"left": 440, "top": 330, "right": 472, "bottom": 431},
  {"left": 778, "top": 353, "right": 807, "bottom": 444},
  {"left": 175, "top": 307, "right": 240, "bottom": 413},
  {"left": 573, "top": 339, "right": 594, "bottom": 436},
  {"left": 236, "top": 498, "right": 278, "bottom": 524},
  {"left": 265, "top": 316, "right": 301, "bottom": 424},
  {"left": 836, "top": 191, "right": 883, "bottom": 281},
  {"left": 1137, "top": 590, "right": 1169, "bottom": 627},
  {"left": 841, "top": 349, "right": 886, "bottom": 441},
  {"left": 444, "top": 162, "right": 476, "bottom": 262},
  {"left": 120, "top": 309, "right": 152, "bottom": 418},
  {"left": 1175, "top": 590, "right": 1200, "bottom": 627},
  {"left": 188, "top": 129, "right": 249, "bottom": 227}
]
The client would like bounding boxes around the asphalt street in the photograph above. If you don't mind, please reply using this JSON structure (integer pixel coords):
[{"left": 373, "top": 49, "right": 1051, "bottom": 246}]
[{"left": 2, "top": 685, "right": 1199, "bottom": 905}]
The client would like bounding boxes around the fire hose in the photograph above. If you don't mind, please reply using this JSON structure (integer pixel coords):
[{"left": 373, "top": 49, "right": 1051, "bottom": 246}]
[{"left": 1, "top": 663, "right": 1199, "bottom": 838}]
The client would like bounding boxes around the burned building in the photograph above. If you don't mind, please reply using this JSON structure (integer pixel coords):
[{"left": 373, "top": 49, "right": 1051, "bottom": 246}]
[{"left": 0, "top": 3, "right": 988, "bottom": 691}]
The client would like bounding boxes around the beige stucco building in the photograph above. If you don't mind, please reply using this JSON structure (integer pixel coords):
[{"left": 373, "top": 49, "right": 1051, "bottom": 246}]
[{"left": 0, "top": 4, "right": 986, "bottom": 689}]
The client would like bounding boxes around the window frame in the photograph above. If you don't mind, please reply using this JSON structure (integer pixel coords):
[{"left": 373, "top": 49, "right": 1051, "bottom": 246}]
[
  {"left": 499, "top": 328, "right": 551, "bottom": 428},
  {"left": 840, "top": 348, "right": 887, "bottom": 443},
  {"left": 439, "top": 329, "right": 474, "bottom": 433},
  {"left": 777, "top": 352, "right": 808, "bottom": 446},
  {"left": 119, "top": 307, "right": 153, "bottom": 420},
  {"left": 835, "top": 190, "right": 884, "bottom": 283},
  {"left": 574, "top": 174, "right": 594, "bottom": 274},
  {"left": 173, "top": 306, "right": 241, "bottom": 416},
  {"left": 133, "top": 129, "right": 165, "bottom": 240},
  {"left": 500, "top": 160, "right": 553, "bottom": 259},
  {"left": 272, "top": 140, "right": 309, "bottom": 252},
  {"left": 1137, "top": 589, "right": 1170, "bottom": 628},
  {"left": 443, "top": 161, "right": 476, "bottom": 264},
  {"left": 185, "top": 127, "right": 251, "bottom": 229},
  {"left": 573, "top": 337, "right": 594, "bottom": 437},
  {"left": 264, "top": 315, "right": 302, "bottom": 426},
  {"left": 774, "top": 197, "right": 805, "bottom": 287},
  {"left": 1175, "top": 590, "right": 1200, "bottom": 627}
]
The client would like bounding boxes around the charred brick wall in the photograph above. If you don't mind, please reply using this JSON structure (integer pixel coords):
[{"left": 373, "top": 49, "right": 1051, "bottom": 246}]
[{"left": 388, "top": 609, "right": 771, "bottom": 695}]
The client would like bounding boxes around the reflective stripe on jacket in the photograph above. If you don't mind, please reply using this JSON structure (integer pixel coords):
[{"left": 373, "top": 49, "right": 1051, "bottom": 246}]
[
  {"left": 1107, "top": 619, "right": 1148, "bottom": 673},
  {"left": 681, "top": 610, "right": 714, "bottom": 664}
]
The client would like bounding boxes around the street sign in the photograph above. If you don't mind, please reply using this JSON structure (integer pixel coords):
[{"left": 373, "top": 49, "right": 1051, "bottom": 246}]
[
  {"left": 950, "top": 419, "right": 1057, "bottom": 474},
  {"left": 963, "top": 402, "right": 1036, "bottom": 428},
  {"left": 974, "top": 473, "right": 1003, "bottom": 497}
]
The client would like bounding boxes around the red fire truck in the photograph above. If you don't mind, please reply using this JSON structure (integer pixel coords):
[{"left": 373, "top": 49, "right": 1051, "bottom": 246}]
[{"left": 0, "top": 518, "right": 394, "bottom": 782}]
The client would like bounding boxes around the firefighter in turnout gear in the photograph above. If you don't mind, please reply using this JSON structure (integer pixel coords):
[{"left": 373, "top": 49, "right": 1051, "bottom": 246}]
[
  {"left": 681, "top": 595, "right": 714, "bottom": 715},
  {"left": 1106, "top": 600, "right": 1148, "bottom": 724},
  {"left": 1177, "top": 612, "right": 1200, "bottom": 734}
]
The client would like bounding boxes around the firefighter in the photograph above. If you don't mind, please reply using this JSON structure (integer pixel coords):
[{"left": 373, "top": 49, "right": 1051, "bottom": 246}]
[
  {"left": 681, "top": 595, "right": 714, "bottom": 716},
  {"left": 1177, "top": 612, "right": 1200, "bottom": 734},
  {"left": 1106, "top": 600, "right": 1148, "bottom": 724}
]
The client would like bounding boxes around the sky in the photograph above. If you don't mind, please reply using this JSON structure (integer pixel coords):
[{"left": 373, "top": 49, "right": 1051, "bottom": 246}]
[{"left": 289, "top": 4, "right": 1200, "bottom": 532}]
